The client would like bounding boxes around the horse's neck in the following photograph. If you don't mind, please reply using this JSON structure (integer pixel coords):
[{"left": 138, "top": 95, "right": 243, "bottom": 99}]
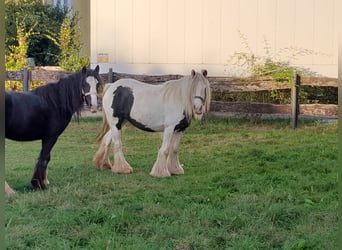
[
  {"left": 161, "top": 76, "right": 193, "bottom": 117},
  {"left": 162, "top": 76, "right": 190, "bottom": 92}
]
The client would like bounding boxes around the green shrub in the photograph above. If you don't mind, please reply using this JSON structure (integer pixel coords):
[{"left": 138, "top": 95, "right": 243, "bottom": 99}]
[
  {"left": 47, "top": 13, "right": 89, "bottom": 72},
  {"left": 5, "top": 80, "right": 44, "bottom": 92},
  {"left": 228, "top": 31, "right": 320, "bottom": 83},
  {"left": 5, "top": 0, "right": 68, "bottom": 66},
  {"left": 226, "top": 32, "right": 335, "bottom": 104}
]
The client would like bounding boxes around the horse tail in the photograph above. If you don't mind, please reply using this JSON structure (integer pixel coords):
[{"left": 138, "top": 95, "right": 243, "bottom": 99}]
[
  {"left": 95, "top": 83, "right": 114, "bottom": 143},
  {"left": 102, "top": 83, "right": 112, "bottom": 95},
  {"left": 96, "top": 111, "right": 110, "bottom": 143}
]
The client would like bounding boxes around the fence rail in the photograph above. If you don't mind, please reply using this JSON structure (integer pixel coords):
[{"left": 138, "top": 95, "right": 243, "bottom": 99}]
[
  {"left": 5, "top": 67, "right": 338, "bottom": 128},
  {"left": 6, "top": 68, "right": 338, "bottom": 91}
]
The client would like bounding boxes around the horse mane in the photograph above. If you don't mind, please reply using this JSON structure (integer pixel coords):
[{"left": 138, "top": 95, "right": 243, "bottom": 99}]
[
  {"left": 32, "top": 70, "right": 85, "bottom": 117},
  {"left": 162, "top": 72, "right": 211, "bottom": 120}
]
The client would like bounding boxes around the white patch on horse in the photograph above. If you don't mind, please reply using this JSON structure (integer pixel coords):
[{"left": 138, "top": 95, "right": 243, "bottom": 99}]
[
  {"left": 86, "top": 76, "right": 98, "bottom": 112},
  {"left": 93, "top": 70, "right": 211, "bottom": 177}
]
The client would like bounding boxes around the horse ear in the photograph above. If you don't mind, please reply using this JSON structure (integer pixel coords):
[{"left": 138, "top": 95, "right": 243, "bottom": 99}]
[
  {"left": 95, "top": 65, "right": 100, "bottom": 73},
  {"left": 191, "top": 69, "right": 196, "bottom": 78},
  {"left": 202, "top": 69, "right": 208, "bottom": 77},
  {"left": 82, "top": 66, "right": 87, "bottom": 74}
]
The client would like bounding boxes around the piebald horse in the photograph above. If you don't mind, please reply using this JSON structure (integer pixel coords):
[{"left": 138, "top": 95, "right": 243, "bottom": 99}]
[
  {"left": 93, "top": 70, "right": 211, "bottom": 177},
  {"left": 5, "top": 66, "right": 101, "bottom": 193}
]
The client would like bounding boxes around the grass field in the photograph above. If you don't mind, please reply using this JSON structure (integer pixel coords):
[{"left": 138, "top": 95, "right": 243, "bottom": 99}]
[{"left": 5, "top": 117, "right": 338, "bottom": 249}]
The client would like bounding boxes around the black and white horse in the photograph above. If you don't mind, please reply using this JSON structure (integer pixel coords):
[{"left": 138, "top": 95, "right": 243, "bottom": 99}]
[
  {"left": 5, "top": 65, "right": 101, "bottom": 191},
  {"left": 93, "top": 70, "right": 211, "bottom": 177}
]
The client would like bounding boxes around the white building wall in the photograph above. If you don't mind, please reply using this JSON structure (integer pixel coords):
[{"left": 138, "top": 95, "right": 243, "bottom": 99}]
[{"left": 90, "top": 0, "right": 338, "bottom": 77}]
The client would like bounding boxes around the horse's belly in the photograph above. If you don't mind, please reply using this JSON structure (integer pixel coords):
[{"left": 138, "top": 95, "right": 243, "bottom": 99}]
[
  {"left": 129, "top": 112, "right": 165, "bottom": 132},
  {"left": 126, "top": 95, "right": 165, "bottom": 131},
  {"left": 5, "top": 125, "right": 45, "bottom": 141}
]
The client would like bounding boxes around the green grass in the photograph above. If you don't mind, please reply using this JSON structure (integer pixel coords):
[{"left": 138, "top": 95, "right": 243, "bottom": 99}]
[{"left": 5, "top": 117, "right": 338, "bottom": 249}]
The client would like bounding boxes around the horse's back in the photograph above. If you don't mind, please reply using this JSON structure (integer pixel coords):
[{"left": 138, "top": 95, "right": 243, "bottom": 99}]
[
  {"left": 103, "top": 79, "right": 162, "bottom": 108},
  {"left": 104, "top": 78, "right": 158, "bottom": 93},
  {"left": 5, "top": 91, "right": 49, "bottom": 116},
  {"left": 103, "top": 79, "right": 162, "bottom": 107}
]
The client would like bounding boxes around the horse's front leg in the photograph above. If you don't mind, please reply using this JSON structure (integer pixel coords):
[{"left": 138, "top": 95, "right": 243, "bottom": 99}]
[
  {"left": 31, "top": 138, "right": 57, "bottom": 190},
  {"left": 167, "top": 132, "right": 184, "bottom": 175},
  {"left": 111, "top": 128, "right": 133, "bottom": 174},
  {"left": 150, "top": 127, "right": 174, "bottom": 177},
  {"left": 31, "top": 158, "right": 49, "bottom": 190}
]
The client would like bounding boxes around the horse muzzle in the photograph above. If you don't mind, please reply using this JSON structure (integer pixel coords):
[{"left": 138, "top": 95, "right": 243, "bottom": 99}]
[
  {"left": 83, "top": 92, "right": 98, "bottom": 113},
  {"left": 194, "top": 112, "right": 204, "bottom": 121}
]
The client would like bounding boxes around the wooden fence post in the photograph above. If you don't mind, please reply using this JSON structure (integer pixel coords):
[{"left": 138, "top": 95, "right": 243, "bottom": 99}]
[
  {"left": 108, "top": 68, "right": 113, "bottom": 83},
  {"left": 291, "top": 72, "right": 301, "bottom": 129},
  {"left": 23, "top": 67, "right": 29, "bottom": 91}
]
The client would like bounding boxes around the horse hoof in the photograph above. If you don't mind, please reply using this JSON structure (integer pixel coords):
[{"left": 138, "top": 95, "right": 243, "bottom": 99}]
[
  {"left": 149, "top": 170, "right": 171, "bottom": 177},
  {"left": 170, "top": 169, "right": 184, "bottom": 175},
  {"left": 31, "top": 179, "right": 46, "bottom": 190},
  {"left": 93, "top": 160, "right": 112, "bottom": 170},
  {"left": 96, "top": 164, "right": 112, "bottom": 170},
  {"left": 101, "top": 162, "right": 112, "bottom": 170},
  {"left": 111, "top": 167, "right": 133, "bottom": 174}
]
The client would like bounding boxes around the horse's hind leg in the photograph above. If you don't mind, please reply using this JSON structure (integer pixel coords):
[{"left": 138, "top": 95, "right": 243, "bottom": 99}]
[
  {"left": 167, "top": 132, "right": 184, "bottom": 175},
  {"left": 111, "top": 128, "right": 133, "bottom": 174},
  {"left": 92, "top": 130, "right": 112, "bottom": 170}
]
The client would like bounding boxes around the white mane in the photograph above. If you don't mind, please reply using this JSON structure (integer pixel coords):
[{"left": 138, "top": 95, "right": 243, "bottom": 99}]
[{"left": 162, "top": 72, "right": 211, "bottom": 120}]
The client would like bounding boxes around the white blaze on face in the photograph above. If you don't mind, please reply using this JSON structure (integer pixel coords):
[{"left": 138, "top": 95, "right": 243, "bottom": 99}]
[
  {"left": 86, "top": 76, "right": 98, "bottom": 111},
  {"left": 193, "top": 97, "right": 203, "bottom": 114},
  {"left": 193, "top": 82, "right": 206, "bottom": 116}
]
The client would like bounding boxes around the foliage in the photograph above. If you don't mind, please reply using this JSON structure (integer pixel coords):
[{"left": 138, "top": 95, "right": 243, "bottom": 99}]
[
  {"left": 5, "top": 19, "right": 45, "bottom": 91},
  {"left": 212, "top": 90, "right": 293, "bottom": 105},
  {"left": 5, "top": 80, "right": 44, "bottom": 92},
  {"left": 5, "top": 22, "right": 34, "bottom": 70},
  {"left": 5, "top": 0, "right": 87, "bottom": 90},
  {"left": 5, "top": 0, "right": 68, "bottom": 66},
  {"left": 47, "top": 13, "right": 89, "bottom": 72},
  {"left": 212, "top": 86, "right": 338, "bottom": 105},
  {"left": 228, "top": 31, "right": 320, "bottom": 83},
  {"left": 5, "top": 19, "right": 37, "bottom": 91},
  {"left": 225, "top": 32, "right": 334, "bottom": 104},
  {"left": 5, "top": 118, "right": 338, "bottom": 249}
]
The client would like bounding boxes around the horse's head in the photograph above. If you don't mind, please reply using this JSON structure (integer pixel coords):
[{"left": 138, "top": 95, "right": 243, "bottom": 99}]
[
  {"left": 191, "top": 69, "right": 211, "bottom": 121},
  {"left": 82, "top": 65, "right": 102, "bottom": 112}
]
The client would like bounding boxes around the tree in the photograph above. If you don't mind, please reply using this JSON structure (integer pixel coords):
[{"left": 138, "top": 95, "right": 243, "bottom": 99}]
[
  {"left": 47, "top": 12, "right": 89, "bottom": 72},
  {"left": 5, "top": 22, "right": 33, "bottom": 70},
  {"left": 5, "top": 0, "right": 68, "bottom": 66}
]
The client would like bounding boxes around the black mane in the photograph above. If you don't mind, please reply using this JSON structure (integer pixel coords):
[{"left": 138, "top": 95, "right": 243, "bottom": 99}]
[{"left": 32, "top": 70, "right": 85, "bottom": 116}]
